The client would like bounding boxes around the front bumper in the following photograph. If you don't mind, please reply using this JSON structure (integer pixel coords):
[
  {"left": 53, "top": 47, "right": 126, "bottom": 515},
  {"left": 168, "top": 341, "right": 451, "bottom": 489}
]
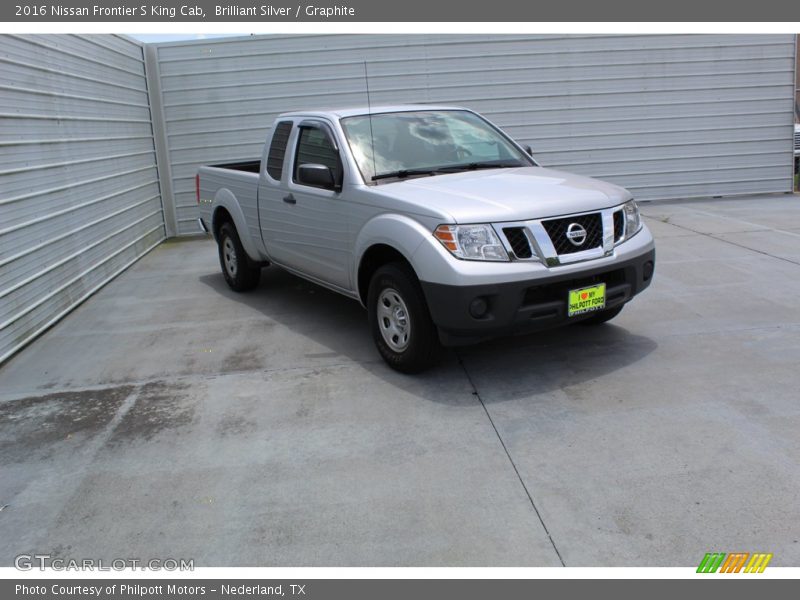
[{"left": 420, "top": 247, "right": 655, "bottom": 346}]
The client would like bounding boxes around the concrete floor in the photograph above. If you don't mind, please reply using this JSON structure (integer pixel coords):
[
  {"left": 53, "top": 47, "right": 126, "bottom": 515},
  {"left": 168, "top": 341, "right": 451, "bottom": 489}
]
[{"left": 1, "top": 194, "right": 799, "bottom": 567}]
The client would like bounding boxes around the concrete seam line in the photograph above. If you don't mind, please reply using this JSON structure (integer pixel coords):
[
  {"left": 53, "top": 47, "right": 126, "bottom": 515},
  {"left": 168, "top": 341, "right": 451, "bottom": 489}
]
[
  {"left": 0, "top": 388, "right": 142, "bottom": 552},
  {"left": 75, "top": 389, "right": 141, "bottom": 467},
  {"left": 703, "top": 231, "right": 800, "bottom": 266},
  {"left": 643, "top": 212, "right": 800, "bottom": 267},
  {"left": 677, "top": 206, "right": 800, "bottom": 239},
  {"left": 456, "top": 353, "right": 566, "bottom": 567}
]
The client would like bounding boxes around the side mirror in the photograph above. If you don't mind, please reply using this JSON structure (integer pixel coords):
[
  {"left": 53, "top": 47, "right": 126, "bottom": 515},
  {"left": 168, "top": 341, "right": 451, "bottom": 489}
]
[
  {"left": 523, "top": 144, "right": 533, "bottom": 156},
  {"left": 298, "top": 163, "right": 336, "bottom": 190}
]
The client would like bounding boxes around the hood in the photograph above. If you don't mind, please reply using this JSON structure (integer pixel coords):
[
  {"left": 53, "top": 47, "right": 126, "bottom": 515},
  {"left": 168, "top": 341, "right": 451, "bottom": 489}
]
[{"left": 379, "top": 166, "right": 631, "bottom": 223}]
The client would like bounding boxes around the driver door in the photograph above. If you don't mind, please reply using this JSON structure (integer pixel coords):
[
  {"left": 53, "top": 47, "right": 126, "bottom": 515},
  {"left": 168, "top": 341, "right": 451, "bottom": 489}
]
[{"left": 281, "top": 122, "right": 352, "bottom": 290}]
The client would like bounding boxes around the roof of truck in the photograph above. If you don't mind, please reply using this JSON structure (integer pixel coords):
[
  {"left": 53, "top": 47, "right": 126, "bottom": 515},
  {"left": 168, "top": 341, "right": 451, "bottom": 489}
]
[{"left": 277, "top": 105, "right": 469, "bottom": 119}]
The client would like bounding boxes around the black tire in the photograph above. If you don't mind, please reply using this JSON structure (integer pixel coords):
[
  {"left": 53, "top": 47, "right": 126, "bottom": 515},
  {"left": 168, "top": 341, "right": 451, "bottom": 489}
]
[
  {"left": 218, "top": 222, "right": 260, "bottom": 292},
  {"left": 578, "top": 304, "right": 624, "bottom": 326},
  {"left": 368, "top": 262, "right": 443, "bottom": 373}
]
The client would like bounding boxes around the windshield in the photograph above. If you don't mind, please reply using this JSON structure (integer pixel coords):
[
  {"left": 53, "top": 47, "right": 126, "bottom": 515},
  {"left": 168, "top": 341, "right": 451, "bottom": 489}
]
[{"left": 340, "top": 110, "right": 531, "bottom": 182}]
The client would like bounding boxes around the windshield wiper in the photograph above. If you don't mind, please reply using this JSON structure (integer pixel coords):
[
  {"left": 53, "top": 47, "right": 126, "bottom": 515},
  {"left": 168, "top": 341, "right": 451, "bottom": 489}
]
[
  {"left": 371, "top": 168, "right": 441, "bottom": 181},
  {"left": 437, "top": 162, "right": 521, "bottom": 172},
  {"left": 371, "top": 162, "right": 522, "bottom": 182}
]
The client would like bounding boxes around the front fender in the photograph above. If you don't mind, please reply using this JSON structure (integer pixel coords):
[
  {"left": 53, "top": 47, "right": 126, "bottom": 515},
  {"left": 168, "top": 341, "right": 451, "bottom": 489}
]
[
  {"left": 354, "top": 213, "right": 491, "bottom": 288},
  {"left": 353, "top": 214, "right": 432, "bottom": 280},
  {"left": 211, "top": 189, "right": 265, "bottom": 262}
]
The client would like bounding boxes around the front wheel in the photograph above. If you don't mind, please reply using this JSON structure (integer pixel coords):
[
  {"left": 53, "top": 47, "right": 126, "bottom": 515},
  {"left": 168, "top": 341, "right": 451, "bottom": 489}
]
[
  {"left": 368, "top": 263, "right": 442, "bottom": 373},
  {"left": 218, "top": 222, "right": 261, "bottom": 292}
]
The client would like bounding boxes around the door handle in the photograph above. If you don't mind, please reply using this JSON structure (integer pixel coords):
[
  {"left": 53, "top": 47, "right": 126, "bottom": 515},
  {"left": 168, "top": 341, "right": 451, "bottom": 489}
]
[{"left": 283, "top": 194, "right": 296, "bottom": 204}]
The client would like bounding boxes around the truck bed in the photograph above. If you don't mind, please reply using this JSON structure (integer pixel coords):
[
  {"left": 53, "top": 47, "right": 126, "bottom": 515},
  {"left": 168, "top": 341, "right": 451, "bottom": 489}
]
[
  {"left": 206, "top": 159, "right": 261, "bottom": 173},
  {"left": 197, "top": 162, "right": 261, "bottom": 241}
]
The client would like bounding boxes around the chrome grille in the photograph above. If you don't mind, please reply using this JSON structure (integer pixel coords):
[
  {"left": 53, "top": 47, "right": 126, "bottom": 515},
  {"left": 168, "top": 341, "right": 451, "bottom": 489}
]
[{"left": 541, "top": 213, "right": 603, "bottom": 255}]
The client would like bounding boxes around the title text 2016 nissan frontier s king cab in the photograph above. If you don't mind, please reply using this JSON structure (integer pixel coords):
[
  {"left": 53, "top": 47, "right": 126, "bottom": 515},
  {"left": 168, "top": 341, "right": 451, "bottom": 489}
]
[{"left": 197, "top": 106, "right": 655, "bottom": 373}]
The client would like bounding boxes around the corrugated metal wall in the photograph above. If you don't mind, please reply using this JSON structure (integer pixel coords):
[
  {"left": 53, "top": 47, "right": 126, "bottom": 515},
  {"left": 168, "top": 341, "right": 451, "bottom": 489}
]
[
  {"left": 795, "top": 34, "right": 800, "bottom": 120},
  {"left": 1, "top": 33, "right": 796, "bottom": 361},
  {"left": 0, "top": 34, "right": 165, "bottom": 364},
  {"left": 149, "top": 34, "right": 797, "bottom": 235}
]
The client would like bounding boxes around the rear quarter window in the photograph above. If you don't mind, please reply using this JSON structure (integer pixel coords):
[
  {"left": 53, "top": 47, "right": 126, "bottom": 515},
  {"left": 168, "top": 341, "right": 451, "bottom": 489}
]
[{"left": 266, "top": 121, "right": 293, "bottom": 180}]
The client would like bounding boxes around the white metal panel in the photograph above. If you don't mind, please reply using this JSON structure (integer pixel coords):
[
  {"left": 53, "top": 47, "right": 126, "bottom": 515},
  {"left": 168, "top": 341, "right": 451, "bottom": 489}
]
[
  {"left": 0, "top": 34, "right": 165, "bottom": 364},
  {"left": 151, "top": 34, "right": 796, "bottom": 235}
]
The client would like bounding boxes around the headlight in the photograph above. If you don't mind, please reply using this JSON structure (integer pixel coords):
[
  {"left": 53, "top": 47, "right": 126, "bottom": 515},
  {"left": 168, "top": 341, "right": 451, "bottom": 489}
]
[
  {"left": 622, "top": 200, "right": 642, "bottom": 239},
  {"left": 434, "top": 224, "right": 509, "bottom": 261}
]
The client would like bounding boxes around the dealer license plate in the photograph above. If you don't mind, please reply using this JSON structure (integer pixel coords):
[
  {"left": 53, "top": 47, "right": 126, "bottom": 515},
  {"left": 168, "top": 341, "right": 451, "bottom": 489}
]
[{"left": 568, "top": 283, "right": 606, "bottom": 317}]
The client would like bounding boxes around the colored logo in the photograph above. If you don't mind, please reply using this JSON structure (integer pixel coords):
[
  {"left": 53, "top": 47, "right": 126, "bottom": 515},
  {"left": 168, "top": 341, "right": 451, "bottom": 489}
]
[{"left": 696, "top": 552, "right": 772, "bottom": 573}]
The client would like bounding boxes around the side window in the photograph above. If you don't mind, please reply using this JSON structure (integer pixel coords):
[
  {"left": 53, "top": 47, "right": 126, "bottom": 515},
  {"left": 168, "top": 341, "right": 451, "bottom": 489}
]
[
  {"left": 294, "top": 127, "right": 342, "bottom": 184},
  {"left": 266, "top": 121, "right": 293, "bottom": 180}
]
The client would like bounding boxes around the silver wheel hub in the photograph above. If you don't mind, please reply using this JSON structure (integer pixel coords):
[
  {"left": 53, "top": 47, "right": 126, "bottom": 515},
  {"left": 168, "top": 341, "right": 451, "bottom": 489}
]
[
  {"left": 222, "top": 236, "right": 238, "bottom": 277},
  {"left": 377, "top": 288, "right": 411, "bottom": 352}
]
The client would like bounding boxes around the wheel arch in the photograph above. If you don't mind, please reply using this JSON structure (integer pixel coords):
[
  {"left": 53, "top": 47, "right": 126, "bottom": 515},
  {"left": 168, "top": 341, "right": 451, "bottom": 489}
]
[
  {"left": 208, "top": 189, "right": 266, "bottom": 262},
  {"left": 212, "top": 205, "right": 234, "bottom": 240},
  {"left": 357, "top": 243, "right": 416, "bottom": 306},
  {"left": 353, "top": 214, "right": 436, "bottom": 306}
]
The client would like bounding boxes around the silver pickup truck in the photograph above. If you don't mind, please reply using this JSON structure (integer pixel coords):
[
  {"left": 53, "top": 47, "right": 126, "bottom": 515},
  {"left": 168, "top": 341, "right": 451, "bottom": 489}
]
[{"left": 198, "top": 105, "right": 655, "bottom": 372}]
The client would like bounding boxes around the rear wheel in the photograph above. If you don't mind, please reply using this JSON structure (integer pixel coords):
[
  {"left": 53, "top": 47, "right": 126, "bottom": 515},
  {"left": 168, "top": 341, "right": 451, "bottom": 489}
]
[
  {"left": 579, "top": 304, "right": 624, "bottom": 325},
  {"left": 218, "top": 222, "right": 260, "bottom": 292},
  {"left": 368, "top": 263, "right": 442, "bottom": 373}
]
